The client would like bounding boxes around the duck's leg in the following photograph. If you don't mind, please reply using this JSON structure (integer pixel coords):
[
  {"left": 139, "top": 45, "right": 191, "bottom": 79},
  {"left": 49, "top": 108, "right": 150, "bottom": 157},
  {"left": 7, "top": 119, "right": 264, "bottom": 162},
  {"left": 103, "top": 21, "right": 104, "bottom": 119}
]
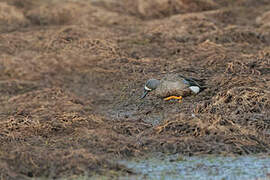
[{"left": 164, "top": 96, "right": 182, "bottom": 102}]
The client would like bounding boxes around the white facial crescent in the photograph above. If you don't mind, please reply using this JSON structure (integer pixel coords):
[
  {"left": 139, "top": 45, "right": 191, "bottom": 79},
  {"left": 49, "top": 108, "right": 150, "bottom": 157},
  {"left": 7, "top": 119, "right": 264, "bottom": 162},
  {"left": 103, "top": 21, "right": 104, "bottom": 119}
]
[{"left": 144, "top": 86, "right": 152, "bottom": 91}]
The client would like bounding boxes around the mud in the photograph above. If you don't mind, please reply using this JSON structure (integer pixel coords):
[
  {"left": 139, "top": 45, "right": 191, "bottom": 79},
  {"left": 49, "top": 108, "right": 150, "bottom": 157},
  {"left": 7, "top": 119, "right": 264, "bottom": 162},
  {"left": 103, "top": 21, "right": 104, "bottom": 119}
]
[{"left": 0, "top": 0, "right": 270, "bottom": 179}]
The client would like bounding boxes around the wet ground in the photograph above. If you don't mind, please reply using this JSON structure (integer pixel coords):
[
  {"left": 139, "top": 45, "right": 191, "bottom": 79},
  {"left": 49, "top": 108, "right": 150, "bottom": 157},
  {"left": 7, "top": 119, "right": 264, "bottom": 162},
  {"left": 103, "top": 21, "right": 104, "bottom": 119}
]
[
  {"left": 117, "top": 154, "right": 270, "bottom": 180},
  {"left": 0, "top": 0, "right": 270, "bottom": 179}
]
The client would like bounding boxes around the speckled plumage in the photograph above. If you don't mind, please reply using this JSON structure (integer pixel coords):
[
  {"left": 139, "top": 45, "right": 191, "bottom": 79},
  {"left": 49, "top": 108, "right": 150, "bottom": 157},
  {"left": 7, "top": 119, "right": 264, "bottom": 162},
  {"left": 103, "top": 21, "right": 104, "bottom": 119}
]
[{"left": 141, "top": 74, "right": 205, "bottom": 99}]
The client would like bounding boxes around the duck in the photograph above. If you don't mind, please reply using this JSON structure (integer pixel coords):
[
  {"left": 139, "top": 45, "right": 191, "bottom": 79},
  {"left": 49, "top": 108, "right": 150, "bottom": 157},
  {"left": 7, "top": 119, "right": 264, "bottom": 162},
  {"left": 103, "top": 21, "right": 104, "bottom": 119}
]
[{"left": 141, "top": 74, "right": 205, "bottom": 102}]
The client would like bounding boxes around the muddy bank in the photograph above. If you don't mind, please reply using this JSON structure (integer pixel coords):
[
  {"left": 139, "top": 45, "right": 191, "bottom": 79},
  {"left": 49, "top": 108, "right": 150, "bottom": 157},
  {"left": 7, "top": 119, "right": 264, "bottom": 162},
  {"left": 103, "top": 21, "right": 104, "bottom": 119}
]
[{"left": 0, "top": 0, "right": 270, "bottom": 179}]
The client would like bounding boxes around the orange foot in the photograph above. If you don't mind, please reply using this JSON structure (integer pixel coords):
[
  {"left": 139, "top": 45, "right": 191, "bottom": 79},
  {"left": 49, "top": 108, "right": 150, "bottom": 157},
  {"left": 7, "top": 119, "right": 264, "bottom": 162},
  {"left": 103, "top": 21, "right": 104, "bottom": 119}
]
[{"left": 164, "top": 96, "right": 182, "bottom": 102}]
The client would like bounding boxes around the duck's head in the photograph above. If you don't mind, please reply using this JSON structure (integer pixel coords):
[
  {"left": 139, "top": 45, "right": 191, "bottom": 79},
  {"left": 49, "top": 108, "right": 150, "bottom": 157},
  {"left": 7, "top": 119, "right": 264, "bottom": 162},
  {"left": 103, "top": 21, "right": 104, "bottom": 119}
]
[{"left": 141, "top": 79, "right": 160, "bottom": 99}]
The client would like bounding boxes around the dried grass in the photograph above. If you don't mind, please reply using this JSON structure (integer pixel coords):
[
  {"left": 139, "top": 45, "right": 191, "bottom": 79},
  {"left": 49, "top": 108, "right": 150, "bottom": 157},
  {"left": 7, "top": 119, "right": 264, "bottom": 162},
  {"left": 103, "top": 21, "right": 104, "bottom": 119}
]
[
  {"left": 92, "top": 0, "right": 218, "bottom": 19},
  {"left": 1, "top": 0, "right": 270, "bottom": 179},
  {"left": 256, "top": 10, "right": 270, "bottom": 27},
  {"left": 25, "top": 2, "right": 83, "bottom": 26},
  {"left": 0, "top": 2, "right": 29, "bottom": 32}
]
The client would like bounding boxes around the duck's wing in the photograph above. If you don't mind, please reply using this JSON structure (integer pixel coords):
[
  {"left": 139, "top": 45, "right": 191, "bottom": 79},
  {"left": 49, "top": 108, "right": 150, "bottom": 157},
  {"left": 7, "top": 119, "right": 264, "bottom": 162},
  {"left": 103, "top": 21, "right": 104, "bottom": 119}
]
[
  {"left": 178, "top": 75, "right": 199, "bottom": 86},
  {"left": 178, "top": 75, "right": 207, "bottom": 90}
]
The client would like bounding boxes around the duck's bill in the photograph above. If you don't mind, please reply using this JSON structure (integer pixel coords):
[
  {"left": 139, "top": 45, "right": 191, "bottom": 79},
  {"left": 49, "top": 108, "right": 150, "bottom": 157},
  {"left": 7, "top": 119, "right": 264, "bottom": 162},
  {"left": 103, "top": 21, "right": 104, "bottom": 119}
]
[{"left": 140, "top": 90, "right": 148, "bottom": 99}]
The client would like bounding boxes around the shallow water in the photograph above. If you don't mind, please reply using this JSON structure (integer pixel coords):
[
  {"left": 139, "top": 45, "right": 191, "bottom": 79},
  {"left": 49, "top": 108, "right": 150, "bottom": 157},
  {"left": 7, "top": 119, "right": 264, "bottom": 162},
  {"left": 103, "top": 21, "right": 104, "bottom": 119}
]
[{"left": 117, "top": 154, "right": 270, "bottom": 180}]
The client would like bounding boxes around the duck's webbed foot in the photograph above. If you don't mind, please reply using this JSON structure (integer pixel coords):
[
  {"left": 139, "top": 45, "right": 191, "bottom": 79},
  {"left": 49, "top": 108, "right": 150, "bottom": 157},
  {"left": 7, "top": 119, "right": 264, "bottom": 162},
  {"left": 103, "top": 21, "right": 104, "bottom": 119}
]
[{"left": 164, "top": 96, "right": 182, "bottom": 102}]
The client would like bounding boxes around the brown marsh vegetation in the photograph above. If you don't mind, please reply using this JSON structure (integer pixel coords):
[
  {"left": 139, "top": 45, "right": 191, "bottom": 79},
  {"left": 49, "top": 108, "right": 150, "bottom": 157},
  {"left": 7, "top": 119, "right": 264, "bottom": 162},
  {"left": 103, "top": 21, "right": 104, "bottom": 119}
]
[{"left": 0, "top": 0, "right": 270, "bottom": 179}]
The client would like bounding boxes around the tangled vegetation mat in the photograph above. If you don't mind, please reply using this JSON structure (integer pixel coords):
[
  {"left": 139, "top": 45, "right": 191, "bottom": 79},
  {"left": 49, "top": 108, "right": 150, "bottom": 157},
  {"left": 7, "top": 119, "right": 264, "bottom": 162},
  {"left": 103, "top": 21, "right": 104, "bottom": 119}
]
[{"left": 0, "top": 0, "right": 270, "bottom": 179}]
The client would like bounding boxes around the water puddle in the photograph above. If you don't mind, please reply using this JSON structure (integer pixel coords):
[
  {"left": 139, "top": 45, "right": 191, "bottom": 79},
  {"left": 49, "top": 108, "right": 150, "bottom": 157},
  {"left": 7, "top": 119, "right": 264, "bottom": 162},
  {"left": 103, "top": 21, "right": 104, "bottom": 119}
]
[{"left": 117, "top": 154, "right": 270, "bottom": 180}]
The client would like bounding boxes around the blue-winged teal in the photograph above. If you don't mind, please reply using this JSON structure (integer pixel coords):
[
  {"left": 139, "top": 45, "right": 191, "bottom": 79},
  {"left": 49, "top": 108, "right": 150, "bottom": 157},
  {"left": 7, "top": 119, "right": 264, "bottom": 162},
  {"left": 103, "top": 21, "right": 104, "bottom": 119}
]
[{"left": 141, "top": 74, "right": 205, "bottom": 102}]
